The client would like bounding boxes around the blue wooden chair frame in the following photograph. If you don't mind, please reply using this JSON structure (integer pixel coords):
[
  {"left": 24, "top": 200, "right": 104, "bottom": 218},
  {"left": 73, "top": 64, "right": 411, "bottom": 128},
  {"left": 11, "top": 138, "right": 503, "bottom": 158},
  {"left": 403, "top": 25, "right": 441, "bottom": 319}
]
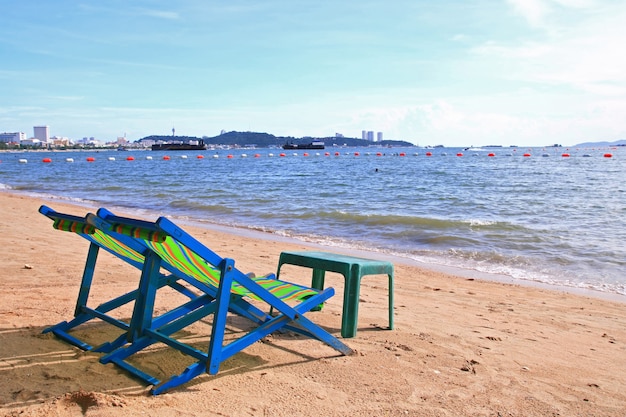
[{"left": 40, "top": 206, "right": 352, "bottom": 394}]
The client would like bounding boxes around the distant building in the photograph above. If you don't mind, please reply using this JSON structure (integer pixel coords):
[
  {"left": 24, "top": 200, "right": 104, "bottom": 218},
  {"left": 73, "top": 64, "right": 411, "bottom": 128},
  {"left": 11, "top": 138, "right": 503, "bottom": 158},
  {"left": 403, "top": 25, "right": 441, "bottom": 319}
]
[
  {"left": 335, "top": 133, "right": 344, "bottom": 138},
  {"left": 139, "top": 138, "right": 156, "bottom": 147},
  {"left": 50, "top": 136, "right": 71, "bottom": 147},
  {"left": 76, "top": 137, "right": 102, "bottom": 146},
  {"left": 34, "top": 125, "right": 49, "bottom": 143},
  {"left": 362, "top": 130, "right": 367, "bottom": 140},
  {"left": 377, "top": 132, "right": 383, "bottom": 142},
  {"left": 0, "top": 132, "right": 25, "bottom": 143},
  {"left": 367, "top": 131, "right": 374, "bottom": 141},
  {"left": 20, "top": 138, "right": 43, "bottom": 147}
]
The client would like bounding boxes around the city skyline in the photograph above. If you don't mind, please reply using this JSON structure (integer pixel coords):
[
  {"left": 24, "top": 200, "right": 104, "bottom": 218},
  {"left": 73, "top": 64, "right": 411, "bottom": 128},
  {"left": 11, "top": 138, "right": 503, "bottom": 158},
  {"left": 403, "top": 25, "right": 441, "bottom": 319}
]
[
  {"left": 1, "top": 124, "right": 385, "bottom": 144},
  {"left": 2, "top": 1, "right": 626, "bottom": 147}
]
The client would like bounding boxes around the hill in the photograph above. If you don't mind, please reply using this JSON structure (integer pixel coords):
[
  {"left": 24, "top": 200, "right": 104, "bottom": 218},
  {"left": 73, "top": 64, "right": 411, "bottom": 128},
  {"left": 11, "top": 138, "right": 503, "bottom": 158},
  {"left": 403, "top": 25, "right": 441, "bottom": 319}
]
[
  {"left": 139, "top": 131, "right": 414, "bottom": 148},
  {"left": 574, "top": 139, "right": 626, "bottom": 147}
]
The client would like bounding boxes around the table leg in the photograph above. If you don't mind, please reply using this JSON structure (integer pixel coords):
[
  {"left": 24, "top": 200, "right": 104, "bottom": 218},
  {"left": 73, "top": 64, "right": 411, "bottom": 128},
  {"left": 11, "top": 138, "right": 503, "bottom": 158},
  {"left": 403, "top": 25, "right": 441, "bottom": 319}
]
[
  {"left": 311, "top": 269, "right": 326, "bottom": 311},
  {"left": 388, "top": 273, "right": 394, "bottom": 330},
  {"left": 341, "top": 270, "right": 361, "bottom": 338},
  {"left": 311, "top": 269, "right": 325, "bottom": 290}
]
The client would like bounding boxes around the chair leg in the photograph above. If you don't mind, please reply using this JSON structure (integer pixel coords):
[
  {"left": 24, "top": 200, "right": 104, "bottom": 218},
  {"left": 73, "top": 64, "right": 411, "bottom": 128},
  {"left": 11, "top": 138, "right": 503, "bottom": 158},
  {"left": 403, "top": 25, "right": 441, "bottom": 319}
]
[
  {"left": 207, "top": 258, "right": 236, "bottom": 375},
  {"left": 127, "top": 251, "right": 161, "bottom": 342},
  {"left": 74, "top": 242, "right": 99, "bottom": 316}
]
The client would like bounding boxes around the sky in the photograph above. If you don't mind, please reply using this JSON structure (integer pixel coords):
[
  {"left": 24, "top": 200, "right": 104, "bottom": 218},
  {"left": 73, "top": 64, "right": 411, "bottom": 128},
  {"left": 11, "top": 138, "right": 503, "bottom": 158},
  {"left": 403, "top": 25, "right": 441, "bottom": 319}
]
[{"left": 1, "top": 0, "right": 626, "bottom": 147}]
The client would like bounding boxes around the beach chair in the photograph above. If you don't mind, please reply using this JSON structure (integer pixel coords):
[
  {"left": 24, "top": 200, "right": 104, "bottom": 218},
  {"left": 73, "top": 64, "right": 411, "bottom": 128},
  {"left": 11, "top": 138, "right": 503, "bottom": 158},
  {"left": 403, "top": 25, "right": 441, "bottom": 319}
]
[
  {"left": 39, "top": 205, "right": 273, "bottom": 354},
  {"left": 39, "top": 205, "right": 204, "bottom": 353},
  {"left": 89, "top": 208, "right": 352, "bottom": 394},
  {"left": 40, "top": 206, "right": 352, "bottom": 394}
]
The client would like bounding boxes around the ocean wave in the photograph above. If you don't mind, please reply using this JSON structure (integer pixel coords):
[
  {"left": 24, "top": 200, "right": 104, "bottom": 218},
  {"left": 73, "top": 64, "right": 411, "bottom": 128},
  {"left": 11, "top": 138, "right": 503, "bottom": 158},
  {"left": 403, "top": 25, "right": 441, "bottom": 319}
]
[
  {"left": 275, "top": 210, "right": 489, "bottom": 229},
  {"left": 167, "top": 199, "right": 236, "bottom": 215}
]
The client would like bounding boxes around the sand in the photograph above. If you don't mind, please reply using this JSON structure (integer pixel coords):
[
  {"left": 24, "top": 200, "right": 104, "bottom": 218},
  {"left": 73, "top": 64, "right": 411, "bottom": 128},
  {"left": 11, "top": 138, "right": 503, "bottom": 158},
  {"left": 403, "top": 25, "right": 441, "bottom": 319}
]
[{"left": 1, "top": 191, "right": 625, "bottom": 417}]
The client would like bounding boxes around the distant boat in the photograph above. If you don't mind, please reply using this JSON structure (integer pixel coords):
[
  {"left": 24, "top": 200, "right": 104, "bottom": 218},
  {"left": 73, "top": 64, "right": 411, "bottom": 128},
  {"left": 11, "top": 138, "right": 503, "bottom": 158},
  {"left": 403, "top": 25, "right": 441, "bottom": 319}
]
[
  {"left": 282, "top": 140, "right": 325, "bottom": 150},
  {"left": 152, "top": 139, "right": 207, "bottom": 151}
]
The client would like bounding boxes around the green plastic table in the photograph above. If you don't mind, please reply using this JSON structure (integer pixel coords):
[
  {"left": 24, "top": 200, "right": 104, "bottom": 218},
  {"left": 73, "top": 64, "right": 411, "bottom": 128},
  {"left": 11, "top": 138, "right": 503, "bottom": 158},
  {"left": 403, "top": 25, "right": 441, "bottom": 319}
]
[{"left": 276, "top": 251, "right": 394, "bottom": 338}]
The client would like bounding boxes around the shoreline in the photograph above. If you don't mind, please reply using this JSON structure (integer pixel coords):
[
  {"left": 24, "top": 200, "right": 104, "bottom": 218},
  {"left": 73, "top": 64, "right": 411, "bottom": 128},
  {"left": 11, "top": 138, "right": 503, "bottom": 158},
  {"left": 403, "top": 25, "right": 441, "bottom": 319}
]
[
  {"left": 8, "top": 188, "right": 624, "bottom": 305},
  {"left": 182, "top": 215, "right": 626, "bottom": 304},
  {"left": 2, "top": 191, "right": 626, "bottom": 416}
]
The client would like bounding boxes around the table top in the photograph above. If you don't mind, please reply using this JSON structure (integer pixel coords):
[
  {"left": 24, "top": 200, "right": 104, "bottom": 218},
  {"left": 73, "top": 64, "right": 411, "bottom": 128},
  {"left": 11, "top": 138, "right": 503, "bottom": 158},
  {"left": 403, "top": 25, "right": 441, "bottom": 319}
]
[{"left": 279, "top": 251, "right": 393, "bottom": 275}]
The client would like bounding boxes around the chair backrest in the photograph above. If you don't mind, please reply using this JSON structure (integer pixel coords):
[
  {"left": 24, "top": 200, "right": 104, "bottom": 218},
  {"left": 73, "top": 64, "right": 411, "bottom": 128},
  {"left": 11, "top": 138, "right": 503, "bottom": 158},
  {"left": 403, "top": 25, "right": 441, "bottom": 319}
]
[
  {"left": 91, "top": 209, "right": 319, "bottom": 304},
  {"left": 41, "top": 206, "right": 145, "bottom": 269}
]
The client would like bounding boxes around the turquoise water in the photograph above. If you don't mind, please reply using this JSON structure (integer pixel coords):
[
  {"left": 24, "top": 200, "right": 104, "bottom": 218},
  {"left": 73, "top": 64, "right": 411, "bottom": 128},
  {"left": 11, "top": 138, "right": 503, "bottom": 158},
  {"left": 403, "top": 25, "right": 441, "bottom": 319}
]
[{"left": 1, "top": 146, "right": 624, "bottom": 297}]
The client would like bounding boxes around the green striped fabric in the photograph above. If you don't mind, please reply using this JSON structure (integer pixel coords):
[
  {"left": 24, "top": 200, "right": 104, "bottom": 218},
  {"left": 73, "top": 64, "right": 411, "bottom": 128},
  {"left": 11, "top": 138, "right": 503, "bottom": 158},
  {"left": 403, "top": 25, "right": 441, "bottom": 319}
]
[
  {"left": 91, "top": 230, "right": 145, "bottom": 264},
  {"left": 143, "top": 237, "right": 319, "bottom": 303},
  {"left": 235, "top": 276, "right": 317, "bottom": 302},
  {"left": 52, "top": 219, "right": 145, "bottom": 264}
]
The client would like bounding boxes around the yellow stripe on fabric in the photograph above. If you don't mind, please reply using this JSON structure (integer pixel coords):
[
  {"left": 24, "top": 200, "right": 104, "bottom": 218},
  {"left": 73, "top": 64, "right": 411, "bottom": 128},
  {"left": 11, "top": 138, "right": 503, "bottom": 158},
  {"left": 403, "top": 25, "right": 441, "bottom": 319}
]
[
  {"left": 140, "top": 238, "right": 227, "bottom": 294},
  {"left": 91, "top": 230, "right": 144, "bottom": 263},
  {"left": 251, "top": 278, "right": 318, "bottom": 302}
]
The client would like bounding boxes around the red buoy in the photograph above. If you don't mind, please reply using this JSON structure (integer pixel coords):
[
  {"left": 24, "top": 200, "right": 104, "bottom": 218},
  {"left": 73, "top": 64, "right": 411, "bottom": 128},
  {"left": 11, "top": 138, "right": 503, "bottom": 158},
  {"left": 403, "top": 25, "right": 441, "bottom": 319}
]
[
  {"left": 523, "top": 153, "right": 531, "bottom": 157},
  {"left": 376, "top": 152, "right": 382, "bottom": 156},
  {"left": 126, "top": 156, "right": 135, "bottom": 161},
  {"left": 456, "top": 153, "right": 463, "bottom": 157},
  {"left": 334, "top": 152, "right": 340, "bottom": 156},
  {"left": 426, "top": 152, "right": 432, "bottom": 156},
  {"left": 399, "top": 152, "right": 406, "bottom": 157},
  {"left": 603, "top": 153, "right": 613, "bottom": 158},
  {"left": 488, "top": 153, "right": 495, "bottom": 157},
  {"left": 42, "top": 158, "right": 52, "bottom": 163},
  {"left": 279, "top": 153, "right": 286, "bottom": 157},
  {"left": 86, "top": 157, "right": 95, "bottom": 162},
  {"left": 562, "top": 153, "right": 570, "bottom": 157},
  {"left": 163, "top": 155, "right": 170, "bottom": 160},
  {"left": 197, "top": 155, "right": 204, "bottom": 159}
]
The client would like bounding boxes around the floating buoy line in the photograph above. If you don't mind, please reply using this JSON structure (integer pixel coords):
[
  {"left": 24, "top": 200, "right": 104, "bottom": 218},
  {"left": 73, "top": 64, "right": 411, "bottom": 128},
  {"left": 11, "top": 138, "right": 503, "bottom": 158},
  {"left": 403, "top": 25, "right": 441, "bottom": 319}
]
[{"left": 7, "top": 149, "right": 619, "bottom": 164}]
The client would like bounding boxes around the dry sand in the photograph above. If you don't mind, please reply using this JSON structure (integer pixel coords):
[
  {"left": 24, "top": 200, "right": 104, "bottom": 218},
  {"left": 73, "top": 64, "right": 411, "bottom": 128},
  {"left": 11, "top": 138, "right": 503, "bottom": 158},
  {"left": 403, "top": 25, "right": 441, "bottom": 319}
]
[{"left": 1, "top": 191, "right": 625, "bottom": 417}]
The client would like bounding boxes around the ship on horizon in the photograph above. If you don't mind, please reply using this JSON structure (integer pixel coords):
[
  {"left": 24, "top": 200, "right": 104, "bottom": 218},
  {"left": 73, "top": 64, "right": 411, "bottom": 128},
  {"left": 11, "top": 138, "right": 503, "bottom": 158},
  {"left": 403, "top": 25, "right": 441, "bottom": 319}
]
[
  {"left": 152, "top": 139, "right": 207, "bottom": 151},
  {"left": 282, "top": 140, "right": 325, "bottom": 150}
]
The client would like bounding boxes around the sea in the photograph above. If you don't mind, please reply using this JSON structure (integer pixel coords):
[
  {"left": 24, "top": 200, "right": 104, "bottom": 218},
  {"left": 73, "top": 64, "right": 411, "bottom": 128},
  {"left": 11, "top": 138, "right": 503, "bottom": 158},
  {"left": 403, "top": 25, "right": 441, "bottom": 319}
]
[{"left": 1, "top": 145, "right": 624, "bottom": 300}]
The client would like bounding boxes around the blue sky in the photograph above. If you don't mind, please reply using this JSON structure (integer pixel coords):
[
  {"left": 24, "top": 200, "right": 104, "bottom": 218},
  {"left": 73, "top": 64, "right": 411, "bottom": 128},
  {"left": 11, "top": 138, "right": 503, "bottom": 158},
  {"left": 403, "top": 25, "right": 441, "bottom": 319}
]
[{"left": 1, "top": 0, "right": 625, "bottom": 147}]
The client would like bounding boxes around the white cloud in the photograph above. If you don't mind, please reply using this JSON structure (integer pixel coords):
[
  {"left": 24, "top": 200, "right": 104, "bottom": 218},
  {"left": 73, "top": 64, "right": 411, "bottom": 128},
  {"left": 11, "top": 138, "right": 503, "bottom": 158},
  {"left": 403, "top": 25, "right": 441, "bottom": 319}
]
[
  {"left": 471, "top": 40, "right": 552, "bottom": 59},
  {"left": 138, "top": 9, "right": 181, "bottom": 20},
  {"left": 506, "top": 0, "right": 553, "bottom": 26},
  {"left": 473, "top": 2, "right": 626, "bottom": 97}
]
